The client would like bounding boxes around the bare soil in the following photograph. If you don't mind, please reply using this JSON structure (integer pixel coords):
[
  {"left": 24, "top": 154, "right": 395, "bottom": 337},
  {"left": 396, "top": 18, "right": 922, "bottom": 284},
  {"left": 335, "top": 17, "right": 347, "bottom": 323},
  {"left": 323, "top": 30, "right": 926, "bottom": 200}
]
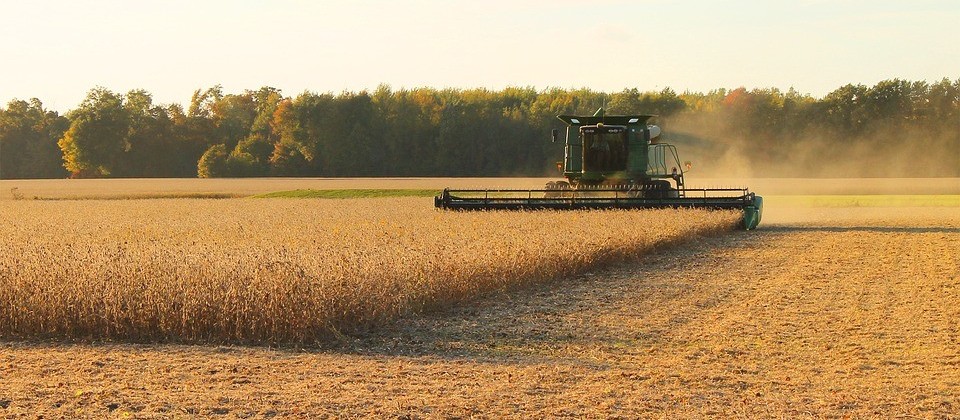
[{"left": 1, "top": 206, "right": 957, "bottom": 418}]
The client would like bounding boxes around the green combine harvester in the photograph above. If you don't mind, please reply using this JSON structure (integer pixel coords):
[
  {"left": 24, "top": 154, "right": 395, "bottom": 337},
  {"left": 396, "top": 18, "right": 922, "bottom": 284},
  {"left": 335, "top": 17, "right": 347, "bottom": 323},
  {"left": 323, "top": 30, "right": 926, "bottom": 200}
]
[{"left": 435, "top": 108, "right": 763, "bottom": 229}]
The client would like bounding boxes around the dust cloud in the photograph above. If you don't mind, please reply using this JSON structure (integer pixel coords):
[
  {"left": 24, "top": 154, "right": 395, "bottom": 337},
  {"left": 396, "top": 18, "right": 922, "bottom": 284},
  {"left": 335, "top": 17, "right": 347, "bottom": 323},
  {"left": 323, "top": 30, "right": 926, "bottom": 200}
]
[{"left": 662, "top": 113, "right": 960, "bottom": 180}]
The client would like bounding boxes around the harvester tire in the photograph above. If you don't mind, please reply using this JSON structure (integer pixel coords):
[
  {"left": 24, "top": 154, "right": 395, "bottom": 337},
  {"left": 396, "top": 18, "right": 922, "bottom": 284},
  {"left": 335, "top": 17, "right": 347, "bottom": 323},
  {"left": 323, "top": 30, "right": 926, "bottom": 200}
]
[{"left": 644, "top": 180, "right": 673, "bottom": 199}]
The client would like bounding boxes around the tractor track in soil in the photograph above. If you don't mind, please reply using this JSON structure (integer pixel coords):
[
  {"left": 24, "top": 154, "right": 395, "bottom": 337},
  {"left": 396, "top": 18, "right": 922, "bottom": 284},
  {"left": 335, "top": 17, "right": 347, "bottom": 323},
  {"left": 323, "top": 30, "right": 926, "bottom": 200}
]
[{"left": 1, "top": 208, "right": 958, "bottom": 418}]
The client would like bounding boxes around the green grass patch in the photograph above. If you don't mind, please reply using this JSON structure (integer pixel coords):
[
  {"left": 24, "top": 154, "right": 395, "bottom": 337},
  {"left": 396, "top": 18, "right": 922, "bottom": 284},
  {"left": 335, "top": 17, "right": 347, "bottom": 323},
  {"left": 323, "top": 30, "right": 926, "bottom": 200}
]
[
  {"left": 252, "top": 189, "right": 441, "bottom": 199},
  {"left": 766, "top": 195, "right": 960, "bottom": 207}
]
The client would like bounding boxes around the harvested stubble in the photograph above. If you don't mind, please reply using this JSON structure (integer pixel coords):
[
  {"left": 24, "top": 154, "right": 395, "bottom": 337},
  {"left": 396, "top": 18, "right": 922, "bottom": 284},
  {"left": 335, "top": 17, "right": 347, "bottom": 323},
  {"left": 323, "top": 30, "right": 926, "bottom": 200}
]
[{"left": 0, "top": 198, "right": 739, "bottom": 344}]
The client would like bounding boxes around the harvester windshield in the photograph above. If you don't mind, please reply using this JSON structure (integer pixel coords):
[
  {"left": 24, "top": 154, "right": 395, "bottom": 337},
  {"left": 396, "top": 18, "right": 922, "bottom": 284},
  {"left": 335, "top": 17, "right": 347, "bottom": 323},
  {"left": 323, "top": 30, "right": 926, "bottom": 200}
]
[
  {"left": 647, "top": 143, "right": 682, "bottom": 177},
  {"left": 582, "top": 126, "right": 626, "bottom": 172}
]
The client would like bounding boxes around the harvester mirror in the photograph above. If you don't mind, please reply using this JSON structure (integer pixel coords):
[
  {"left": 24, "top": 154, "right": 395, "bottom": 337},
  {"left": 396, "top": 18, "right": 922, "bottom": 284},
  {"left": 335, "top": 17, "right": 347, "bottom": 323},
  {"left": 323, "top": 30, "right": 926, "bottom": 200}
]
[
  {"left": 551, "top": 129, "right": 559, "bottom": 143},
  {"left": 684, "top": 161, "right": 693, "bottom": 171}
]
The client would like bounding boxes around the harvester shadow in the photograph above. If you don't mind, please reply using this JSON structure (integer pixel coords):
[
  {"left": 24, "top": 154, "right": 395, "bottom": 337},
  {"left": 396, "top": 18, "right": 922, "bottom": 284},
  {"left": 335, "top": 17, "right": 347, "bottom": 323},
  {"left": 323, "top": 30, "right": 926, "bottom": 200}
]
[{"left": 332, "top": 230, "right": 758, "bottom": 367}]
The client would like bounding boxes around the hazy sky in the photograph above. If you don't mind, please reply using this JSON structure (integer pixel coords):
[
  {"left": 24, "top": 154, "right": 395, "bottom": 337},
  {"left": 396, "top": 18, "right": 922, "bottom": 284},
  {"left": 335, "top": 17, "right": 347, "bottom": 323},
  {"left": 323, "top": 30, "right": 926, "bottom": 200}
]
[{"left": 2, "top": 0, "right": 957, "bottom": 112}]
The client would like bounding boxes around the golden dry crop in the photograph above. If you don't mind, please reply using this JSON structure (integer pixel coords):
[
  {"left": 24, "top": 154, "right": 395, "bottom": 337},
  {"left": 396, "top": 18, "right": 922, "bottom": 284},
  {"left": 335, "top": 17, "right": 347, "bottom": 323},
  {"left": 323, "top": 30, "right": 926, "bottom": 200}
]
[
  {"left": 1, "top": 206, "right": 956, "bottom": 418},
  {"left": 0, "top": 198, "right": 739, "bottom": 344}
]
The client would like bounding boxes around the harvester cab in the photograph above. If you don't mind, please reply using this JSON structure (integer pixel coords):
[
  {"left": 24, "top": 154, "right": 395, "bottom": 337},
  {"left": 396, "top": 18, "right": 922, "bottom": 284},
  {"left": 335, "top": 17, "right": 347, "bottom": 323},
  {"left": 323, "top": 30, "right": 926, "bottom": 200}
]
[
  {"left": 554, "top": 108, "right": 685, "bottom": 196},
  {"left": 435, "top": 108, "right": 764, "bottom": 230}
]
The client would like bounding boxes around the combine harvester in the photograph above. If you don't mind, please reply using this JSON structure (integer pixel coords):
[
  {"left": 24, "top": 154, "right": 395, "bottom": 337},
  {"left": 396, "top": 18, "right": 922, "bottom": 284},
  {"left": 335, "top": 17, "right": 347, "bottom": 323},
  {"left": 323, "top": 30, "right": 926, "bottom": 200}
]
[{"left": 435, "top": 108, "right": 763, "bottom": 229}]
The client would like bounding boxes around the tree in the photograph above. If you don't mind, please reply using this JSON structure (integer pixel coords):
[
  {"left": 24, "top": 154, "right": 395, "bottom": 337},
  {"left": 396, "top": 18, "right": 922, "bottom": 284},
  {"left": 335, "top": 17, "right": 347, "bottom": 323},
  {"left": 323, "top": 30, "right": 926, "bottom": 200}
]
[
  {"left": 2, "top": 80, "right": 955, "bottom": 179},
  {"left": 197, "top": 144, "right": 229, "bottom": 178},
  {"left": 58, "top": 88, "right": 129, "bottom": 177},
  {"left": 0, "top": 99, "right": 68, "bottom": 179},
  {"left": 229, "top": 134, "right": 273, "bottom": 176},
  {"left": 120, "top": 89, "right": 179, "bottom": 177}
]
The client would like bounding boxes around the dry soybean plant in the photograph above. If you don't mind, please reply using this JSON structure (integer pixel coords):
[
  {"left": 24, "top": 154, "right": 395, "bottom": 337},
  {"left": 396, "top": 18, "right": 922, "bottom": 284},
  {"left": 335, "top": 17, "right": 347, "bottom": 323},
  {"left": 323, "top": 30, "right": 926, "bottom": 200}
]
[{"left": 0, "top": 198, "right": 739, "bottom": 344}]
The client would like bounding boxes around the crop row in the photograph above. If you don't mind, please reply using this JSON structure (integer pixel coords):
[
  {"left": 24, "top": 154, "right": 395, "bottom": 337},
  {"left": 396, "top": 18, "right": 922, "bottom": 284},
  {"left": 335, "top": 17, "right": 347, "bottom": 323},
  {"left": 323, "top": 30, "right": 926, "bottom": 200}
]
[{"left": 0, "top": 198, "right": 739, "bottom": 344}]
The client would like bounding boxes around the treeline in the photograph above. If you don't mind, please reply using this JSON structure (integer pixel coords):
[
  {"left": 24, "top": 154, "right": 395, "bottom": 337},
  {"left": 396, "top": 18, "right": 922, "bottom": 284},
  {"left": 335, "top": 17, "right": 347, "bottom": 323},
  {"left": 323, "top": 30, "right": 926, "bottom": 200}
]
[{"left": 1, "top": 78, "right": 957, "bottom": 179}]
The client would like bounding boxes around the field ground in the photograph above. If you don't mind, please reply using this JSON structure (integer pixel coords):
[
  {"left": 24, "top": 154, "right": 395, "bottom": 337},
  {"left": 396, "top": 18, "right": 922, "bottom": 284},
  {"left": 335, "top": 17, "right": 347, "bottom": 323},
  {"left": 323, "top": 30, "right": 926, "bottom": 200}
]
[{"left": 1, "top": 178, "right": 958, "bottom": 417}]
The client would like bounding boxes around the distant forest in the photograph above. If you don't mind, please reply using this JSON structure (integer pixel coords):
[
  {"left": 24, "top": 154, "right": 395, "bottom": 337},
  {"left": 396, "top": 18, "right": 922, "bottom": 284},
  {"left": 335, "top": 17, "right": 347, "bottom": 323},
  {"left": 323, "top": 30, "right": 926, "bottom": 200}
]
[{"left": 1, "top": 78, "right": 958, "bottom": 179}]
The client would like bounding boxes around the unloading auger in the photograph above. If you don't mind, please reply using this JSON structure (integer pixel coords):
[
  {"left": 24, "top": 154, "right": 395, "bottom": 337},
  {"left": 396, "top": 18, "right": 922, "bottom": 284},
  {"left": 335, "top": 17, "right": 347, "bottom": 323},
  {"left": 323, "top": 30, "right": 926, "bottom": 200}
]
[{"left": 435, "top": 108, "right": 763, "bottom": 230}]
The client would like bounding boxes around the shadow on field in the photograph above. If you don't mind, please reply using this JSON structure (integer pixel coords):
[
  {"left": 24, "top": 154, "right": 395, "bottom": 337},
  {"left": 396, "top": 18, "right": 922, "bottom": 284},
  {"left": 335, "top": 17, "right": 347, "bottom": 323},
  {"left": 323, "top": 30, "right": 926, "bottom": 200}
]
[
  {"left": 763, "top": 225, "right": 960, "bottom": 234},
  {"left": 332, "top": 221, "right": 959, "bottom": 363},
  {"left": 329, "top": 231, "right": 754, "bottom": 366}
]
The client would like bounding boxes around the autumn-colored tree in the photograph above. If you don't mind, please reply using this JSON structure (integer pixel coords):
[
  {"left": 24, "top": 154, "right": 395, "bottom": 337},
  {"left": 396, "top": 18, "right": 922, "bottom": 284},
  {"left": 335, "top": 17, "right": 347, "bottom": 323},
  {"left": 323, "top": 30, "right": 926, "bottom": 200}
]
[
  {"left": 2, "top": 79, "right": 955, "bottom": 179},
  {"left": 58, "top": 88, "right": 129, "bottom": 177}
]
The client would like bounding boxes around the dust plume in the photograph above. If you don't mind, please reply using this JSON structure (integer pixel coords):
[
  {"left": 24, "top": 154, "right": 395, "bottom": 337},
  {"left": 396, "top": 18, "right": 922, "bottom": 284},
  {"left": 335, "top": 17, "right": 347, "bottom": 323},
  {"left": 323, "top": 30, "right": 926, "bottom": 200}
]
[{"left": 661, "top": 111, "right": 960, "bottom": 179}]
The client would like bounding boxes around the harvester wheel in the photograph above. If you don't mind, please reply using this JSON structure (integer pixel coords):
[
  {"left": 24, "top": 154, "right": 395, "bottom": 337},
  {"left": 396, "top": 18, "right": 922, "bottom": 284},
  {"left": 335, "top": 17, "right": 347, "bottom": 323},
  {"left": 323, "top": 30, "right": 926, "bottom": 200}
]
[
  {"left": 545, "top": 181, "right": 558, "bottom": 198},
  {"left": 545, "top": 181, "right": 573, "bottom": 198},
  {"left": 545, "top": 181, "right": 572, "bottom": 198},
  {"left": 557, "top": 181, "right": 573, "bottom": 198},
  {"left": 644, "top": 180, "right": 674, "bottom": 199},
  {"left": 624, "top": 183, "right": 644, "bottom": 198}
]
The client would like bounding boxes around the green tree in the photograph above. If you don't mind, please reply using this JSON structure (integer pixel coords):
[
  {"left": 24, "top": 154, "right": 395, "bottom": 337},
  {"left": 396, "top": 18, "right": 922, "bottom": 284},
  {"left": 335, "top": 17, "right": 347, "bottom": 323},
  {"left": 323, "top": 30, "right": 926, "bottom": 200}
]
[
  {"left": 0, "top": 99, "right": 68, "bottom": 179},
  {"left": 3, "top": 80, "right": 955, "bottom": 179},
  {"left": 229, "top": 134, "right": 273, "bottom": 176},
  {"left": 58, "top": 88, "right": 129, "bottom": 177},
  {"left": 121, "top": 89, "right": 179, "bottom": 177},
  {"left": 197, "top": 144, "right": 229, "bottom": 178},
  {"left": 226, "top": 87, "right": 284, "bottom": 176}
]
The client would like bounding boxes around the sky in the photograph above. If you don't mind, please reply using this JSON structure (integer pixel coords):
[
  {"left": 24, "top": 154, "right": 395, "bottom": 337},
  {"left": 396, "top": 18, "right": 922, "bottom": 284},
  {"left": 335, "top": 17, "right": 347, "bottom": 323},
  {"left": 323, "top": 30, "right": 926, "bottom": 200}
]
[{"left": 1, "top": 0, "right": 958, "bottom": 112}]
